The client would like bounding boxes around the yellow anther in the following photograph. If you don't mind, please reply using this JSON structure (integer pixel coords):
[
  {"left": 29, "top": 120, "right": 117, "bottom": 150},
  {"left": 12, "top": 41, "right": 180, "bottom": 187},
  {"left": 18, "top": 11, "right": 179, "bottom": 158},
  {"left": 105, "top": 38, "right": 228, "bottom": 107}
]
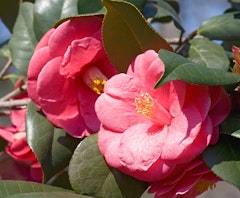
[
  {"left": 134, "top": 93, "right": 154, "bottom": 118},
  {"left": 92, "top": 78, "right": 107, "bottom": 95}
]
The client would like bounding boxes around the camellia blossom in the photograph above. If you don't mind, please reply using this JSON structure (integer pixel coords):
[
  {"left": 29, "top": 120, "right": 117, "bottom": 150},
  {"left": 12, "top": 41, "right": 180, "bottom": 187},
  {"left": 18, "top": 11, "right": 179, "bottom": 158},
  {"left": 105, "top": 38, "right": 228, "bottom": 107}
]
[
  {"left": 95, "top": 50, "right": 230, "bottom": 186},
  {"left": 148, "top": 157, "right": 220, "bottom": 198},
  {"left": 27, "top": 15, "right": 118, "bottom": 138},
  {"left": 0, "top": 79, "right": 42, "bottom": 182}
]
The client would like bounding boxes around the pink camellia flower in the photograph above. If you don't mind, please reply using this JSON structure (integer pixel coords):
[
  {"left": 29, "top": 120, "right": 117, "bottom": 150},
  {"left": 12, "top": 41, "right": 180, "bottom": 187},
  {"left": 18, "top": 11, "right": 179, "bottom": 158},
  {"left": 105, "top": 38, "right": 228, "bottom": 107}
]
[
  {"left": 27, "top": 15, "right": 118, "bottom": 138},
  {"left": 95, "top": 50, "right": 230, "bottom": 186},
  {"left": 0, "top": 79, "right": 42, "bottom": 182},
  {"left": 148, "top": 157, "right": 220, "bottom": 198}
]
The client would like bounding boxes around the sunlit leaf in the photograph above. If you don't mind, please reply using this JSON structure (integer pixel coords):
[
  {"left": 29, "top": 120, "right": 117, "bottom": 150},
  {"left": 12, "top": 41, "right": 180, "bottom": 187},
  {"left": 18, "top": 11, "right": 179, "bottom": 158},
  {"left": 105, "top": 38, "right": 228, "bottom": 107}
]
[
  {"left": 8, "top": 2, "right": 38, "bottom": 76},
  {"left": 102, "top": 0, "right": 172, "bottom": 72},
  {"left": 69, "top": 134, "right": 148, "bottom": 198},
  {"left": 0, "top": 180, "right": 70, "bottom": 198},
  {"left": 189, "top": 38, "right": 229, "bottom": 71},
  {"left": 155, "top": 49, "right": 240, "bottom": 87},
  {"left": 198, "top": 12, "right": 240, "bottom": 40},
  {"left": 26, "top": 102, "right": 80, "bottom": 182},
  {"left": 6, "top": 192, "right": 93, "bottom": 198},
  {"left": 143, "top": 0, "right": 184, "bottom": 31},
  {"left": 33, "top": 0, "right": 79, "bottom": 40},
  {"left": 202, "top": 135, "right": 240, "bottom": 190}
]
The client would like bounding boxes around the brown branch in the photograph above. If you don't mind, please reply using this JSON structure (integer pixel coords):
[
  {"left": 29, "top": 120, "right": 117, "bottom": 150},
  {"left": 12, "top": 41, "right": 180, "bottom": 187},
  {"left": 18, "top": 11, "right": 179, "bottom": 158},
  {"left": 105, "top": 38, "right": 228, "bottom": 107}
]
[
  {"left": 0, "top": 84, "right": 27, "bottom": 101},
  {"left": 0, "top": 59, "right": 12, "bottom": 79},
  {"left": 0, "top": 99, "right": 31, "bottom": 108},
  {"left": 174, "top": 30, "right": 198, "bottom": 53}
]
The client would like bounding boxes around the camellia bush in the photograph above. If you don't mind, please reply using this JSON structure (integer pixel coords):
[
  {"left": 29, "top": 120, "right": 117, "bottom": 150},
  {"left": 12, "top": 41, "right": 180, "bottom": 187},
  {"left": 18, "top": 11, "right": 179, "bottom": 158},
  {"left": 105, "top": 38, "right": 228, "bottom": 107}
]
[{"left": 1, "top": 0, "right": 240, "bottom": 197}]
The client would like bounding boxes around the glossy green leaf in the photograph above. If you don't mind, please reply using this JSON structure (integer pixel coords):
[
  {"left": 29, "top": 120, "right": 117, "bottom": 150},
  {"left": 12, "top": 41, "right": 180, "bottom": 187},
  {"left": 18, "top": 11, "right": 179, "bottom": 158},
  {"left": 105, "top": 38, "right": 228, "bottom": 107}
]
[
  {"left": 189, "top": 38, "right": 229, "bottom": 71},
  {"left": 155, "top": 49, "right": 240, "bottom": 87},
  {"left": 6, "top": 192, "right": 93, "bottom": 198},
  {"left": 33, "top": 0, "right": 79, "bottom": 40},
  {"left": 102, "top": 0, "right": 172, "bottom": 72},
  {"left": 198, "top": 12, "right": 240, "bottom": 40},
  {"left": 8, "top": 2, "right": 38, "bottom": 76},
  {"left": 26, "top": 102, "right": 80, "bottom": 183},
  {"left": 78, "top": 0, "right": 105, "bottom": 14},
  {"left": 0, "top": 180, "right": 70, "bottom": 198},
  {"left": 69, "top": 134, "right": 148, "bottom": 198},
  {"left": 220, "top": 112, "right": 240, "bottom": 139},
  {"left": 144, "top": 0, "right": 184, "bottom": 31},
  {"left": 78, "top": 0, "right": 146, "bottom": 15},
  {"left": 202, "top": 135, "right": 240, "bottom": 190}
]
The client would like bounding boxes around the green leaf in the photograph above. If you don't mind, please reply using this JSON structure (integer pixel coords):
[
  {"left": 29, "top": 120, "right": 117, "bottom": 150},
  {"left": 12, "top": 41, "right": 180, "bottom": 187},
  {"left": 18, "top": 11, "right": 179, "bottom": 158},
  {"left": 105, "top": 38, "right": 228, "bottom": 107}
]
[
  {"left": 198, "top": 12, "right": 240, "bottom": 41},
  {"left": 6, "top": 192, "right": 93, "bottom": 198},
  {"left": 69, "top": 134, "right": 148, "bottom": 198},
  {"left": 155, "top": 49, "right": 240, "bottom": 87},
  {"left": 220, "top": 112, "right": 240, "bottom": 139},
  {"left": 26, "top": 102, "right": 80, "bottom": 183},
  {"left": 202, "top": 134, "right": 240, "bottom": 190},
  {"left": 78, "top": 0, "right": 105, "bottom": 14},
  {"left": 33, "top": 0, "right": 79, "bottom": 40},
  {"left": 8, "top": 2, "right": 38, "bottom": 76},
  {"left": 0, "top": 180, "right": 70, "bottom": 198},
  {"left": 145, "top": 0, "right": 184, "bottom": 31},
  {"left": 102, "top": 0, "right": 172, "bottom": 72},
  {"left": 189, "top": 38, "right": 229, "bottom": 71}
]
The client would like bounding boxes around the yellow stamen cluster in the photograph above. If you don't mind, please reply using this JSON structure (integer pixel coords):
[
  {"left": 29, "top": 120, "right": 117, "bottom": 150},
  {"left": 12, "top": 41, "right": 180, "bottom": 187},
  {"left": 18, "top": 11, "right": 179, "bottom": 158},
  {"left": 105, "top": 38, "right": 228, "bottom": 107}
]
[
  {"left": 92, "top": 78, "right": 107, "bottom": 95},
  {"left": 134, "top": 93, "right": 154, "bottom": 118}
]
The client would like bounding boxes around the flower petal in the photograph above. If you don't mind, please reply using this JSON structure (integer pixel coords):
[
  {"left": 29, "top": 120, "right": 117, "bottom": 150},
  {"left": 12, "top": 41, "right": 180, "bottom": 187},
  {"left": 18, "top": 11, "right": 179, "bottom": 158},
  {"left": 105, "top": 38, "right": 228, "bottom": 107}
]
[
  {"left": 161, "top": 103, "right": 203, "bottom": 161},
  {"left": 96, "top": 74, "right": 150, "bottom": 132},
  {"left": 37, "top": 57, "right": 87, "bottom": 137},
  {"left": 27, "top": 46, "right": 52, "bottom": 105},
  {"left": 48, "top": 16, "right": 103, "bottom": 57},
  {"left": 60, "top": 37, "right": 105, "bottom": 79},
  {"left": 209, "top": 86, "right": 231, "bottom": 126}
]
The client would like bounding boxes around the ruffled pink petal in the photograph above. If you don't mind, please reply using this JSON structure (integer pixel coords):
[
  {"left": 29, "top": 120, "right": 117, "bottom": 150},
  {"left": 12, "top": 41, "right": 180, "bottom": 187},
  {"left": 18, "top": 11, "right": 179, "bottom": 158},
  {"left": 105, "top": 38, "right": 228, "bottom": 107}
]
[
  {"left": 6, "top": 136, "right": 36, "bottom": 162},
  {"left": 151, "top": 80, "right": 186, "bottom": 117},
  {"left": 37, "top": 57, "right": 87, "bottom": 137},
  {"left": 161, "top": 103, "right": 203, "bottom": 161},
  {"left": 98, "top": 126, "right": 123, "bottom": 168},
  {"left": 209, "top": 86, "right": 231, "bottom": 126},
  {"left": 0, "top": 127, "right": 16, "bottom": 142},
  {"left": 78, "top": 84, "right": 100, "bottom": 133},
  {"left": 48, "top": 16, "right": 103, "bottom": 57},
  {"left": 60, "top": 37, "right": 105, "bottom": 79},
  {"left": 10, "top": 109, "right": 26, "bottom": 132},
  {"left": 117, "top": 123, "right": 178, "bottom": 182},
  {"left": 27, "top": 46, "right": 52, "bottom": 105},
  {"left": 30, "top": 161, "right": 42, "bottom": 182},
  {"left": 95, "top": 74, "right": 150, "bottom": 132},
  {"left": 127, "top": 50, "right": 164, "bottom": 90},
  {"left": 148, "top": 158, "right": 219, "bottom": 198},
  {"left": 35, "top": 28, "right": 54, "bottom": 51},
  {"left": 184, "top": 84, "right": 211, "bottom": 120}
]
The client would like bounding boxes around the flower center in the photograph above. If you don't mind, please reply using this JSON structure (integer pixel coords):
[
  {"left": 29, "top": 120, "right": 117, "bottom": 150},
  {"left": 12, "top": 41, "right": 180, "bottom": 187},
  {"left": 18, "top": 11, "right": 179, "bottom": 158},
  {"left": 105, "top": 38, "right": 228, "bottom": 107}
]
[
  {"left": 135, "top": 93, "right": 154, "bottom": 118},
  {"left": 83, "top": 66, "right": 108, "bottom": 95},
  {"left": 134, "top": 92, "right": 171, "bottom": 126},
  {"left": 92, "top": 78, "right": 107, "bottom": 95}
]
